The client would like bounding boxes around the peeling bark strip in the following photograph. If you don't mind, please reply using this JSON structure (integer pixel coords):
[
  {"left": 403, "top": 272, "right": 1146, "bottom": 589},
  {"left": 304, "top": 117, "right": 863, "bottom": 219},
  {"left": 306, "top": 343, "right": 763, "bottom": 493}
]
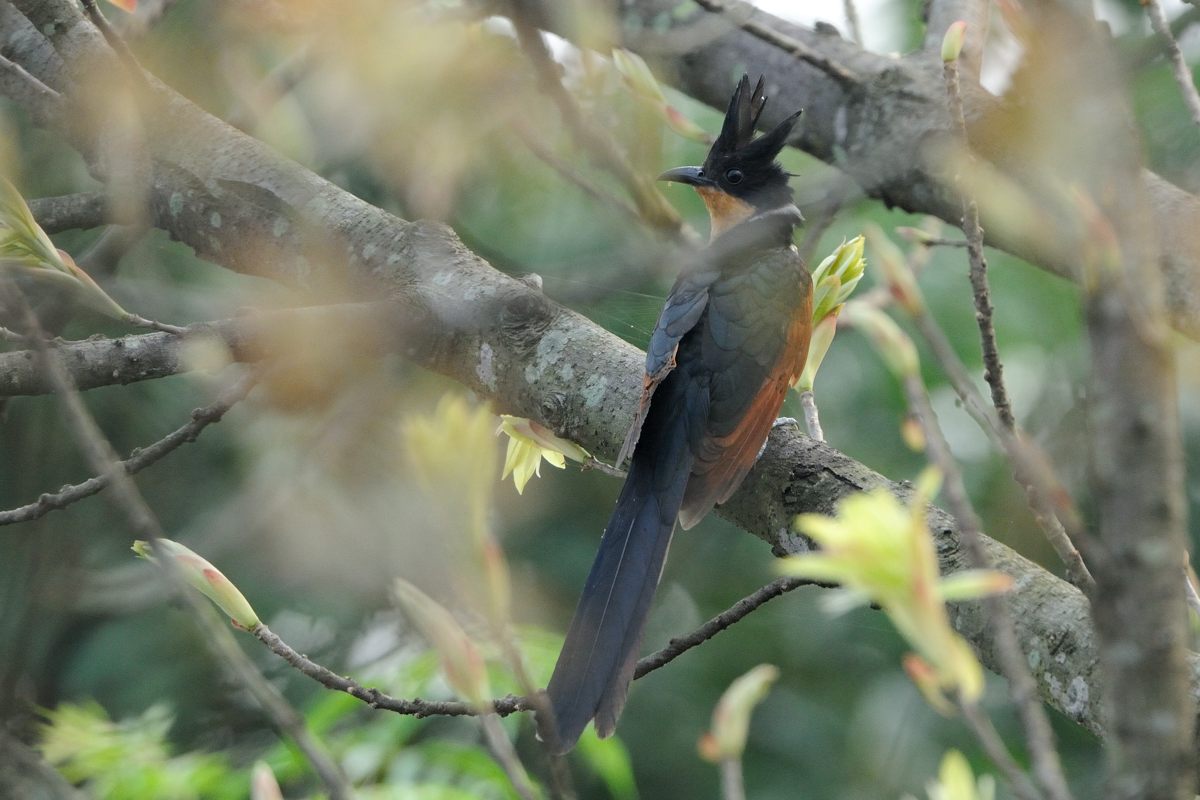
[{"left": 0, "top": 0, "right": 1197, "bottom": 751}]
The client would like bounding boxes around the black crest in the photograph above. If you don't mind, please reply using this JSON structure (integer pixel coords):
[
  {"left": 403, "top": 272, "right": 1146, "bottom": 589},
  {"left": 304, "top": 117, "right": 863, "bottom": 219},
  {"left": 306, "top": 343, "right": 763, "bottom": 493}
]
[{"left": 703, "top": 75, "right": 802, "bottom": 208}]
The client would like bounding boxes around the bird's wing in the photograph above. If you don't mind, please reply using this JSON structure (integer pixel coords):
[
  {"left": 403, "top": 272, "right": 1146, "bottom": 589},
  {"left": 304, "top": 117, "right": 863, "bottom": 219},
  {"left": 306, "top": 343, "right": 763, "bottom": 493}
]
[
  {"left": 678, "top": 244, "right": 812, "bottom": 529},
  {"left": 616, "top": 265, "right": 716, "bottom": 467}
]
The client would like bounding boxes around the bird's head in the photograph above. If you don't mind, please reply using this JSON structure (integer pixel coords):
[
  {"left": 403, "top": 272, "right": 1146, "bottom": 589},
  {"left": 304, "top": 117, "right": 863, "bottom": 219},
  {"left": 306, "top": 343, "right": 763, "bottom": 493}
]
[{"left": 658, "top": 75, "right": 801, "bottom": 238}]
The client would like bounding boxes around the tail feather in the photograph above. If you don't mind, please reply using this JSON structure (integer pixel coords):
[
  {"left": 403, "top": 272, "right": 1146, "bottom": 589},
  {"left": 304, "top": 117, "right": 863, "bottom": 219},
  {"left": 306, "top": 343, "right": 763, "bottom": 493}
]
[{"left": 545, "top": 415, "right": 691, "bottom": 752}]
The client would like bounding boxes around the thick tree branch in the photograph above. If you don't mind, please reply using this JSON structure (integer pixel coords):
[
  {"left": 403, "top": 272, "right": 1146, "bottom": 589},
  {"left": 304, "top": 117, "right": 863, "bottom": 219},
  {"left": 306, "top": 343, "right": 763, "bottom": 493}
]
[{"left": 28, "top": 192, "right": 108, "bottom": 233}]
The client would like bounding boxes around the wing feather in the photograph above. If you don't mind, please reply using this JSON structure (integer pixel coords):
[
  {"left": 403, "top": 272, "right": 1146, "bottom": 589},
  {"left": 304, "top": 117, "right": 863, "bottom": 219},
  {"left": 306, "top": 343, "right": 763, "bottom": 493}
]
[{"left": 679, "top": 270, "right": 812, "bottom": 529}]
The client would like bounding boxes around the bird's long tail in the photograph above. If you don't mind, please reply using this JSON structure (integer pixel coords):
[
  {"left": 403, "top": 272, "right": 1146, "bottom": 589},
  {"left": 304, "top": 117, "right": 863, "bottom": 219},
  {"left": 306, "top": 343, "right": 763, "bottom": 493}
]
[{"left": 544, "top": 408, "right": 692, "bottom": 753}]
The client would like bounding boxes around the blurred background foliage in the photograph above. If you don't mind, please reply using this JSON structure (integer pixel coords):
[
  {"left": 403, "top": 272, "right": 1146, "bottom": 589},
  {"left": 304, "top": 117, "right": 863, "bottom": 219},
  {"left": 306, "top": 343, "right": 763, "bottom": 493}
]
[{"left": 1, "top": 0, "right": 1199, "bottom": 797}]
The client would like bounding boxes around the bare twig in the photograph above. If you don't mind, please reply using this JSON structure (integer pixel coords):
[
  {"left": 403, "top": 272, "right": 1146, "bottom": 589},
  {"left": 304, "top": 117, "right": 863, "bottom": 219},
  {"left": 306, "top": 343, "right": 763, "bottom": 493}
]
[
  {"left": 799, "top": 391, "right": 825, "bottom": 441},
  {"left": 795, "top": 175, "right": 860, "bottom": 265},
  {"left": 27, "top": 193, "right": 109, "bottom": 235},
  {"left": 251, "top": 576, "right": 821, "bottom": 722},
  {"left": 252, "top": 623, "right": 533, "bottom": 717},
  {"left": 842, "top": 0, "right": 863, "bottom": 45},
  {"left": 79, "top": 0, "right": 153, "bottom": 95},
  {"left": 1127, "top": 5, "right": 1200, "bottom": 68},
  {"left": 123, "top": 313, "right": 187, "bottom": 335},
  {"left": 1185, "top": 566, "right": 1200, "bottom": 619},
  {"left": 0, "top": 371, "right": 256, "bottom": 526},
  {"left": 518, "top": 129, "right": 647, "bottom": 231},
  {"left": 906, "top": 308, "right": 1095, "bottom": 589},
  {"left": 0, "top": 53, "right": 63, "bottom": 126},
  {"left": 910, "top": 236, "right": 968, "bottom": 248},
  {"left": 1144, "top": 0, "right": 1200, "bottom": 128},
  {"left": 902, "top": 373, "right": 1074, "bottom": 800},
  {"left": 480, "top": 715, "right": 539, "bottom": 800},
  {"left": 633, "top": 576, "right": 823, "bottom": 678},
  {"left": 943, "top": 52, "right": 1014, "bottom": 431},
  {"left": 508, "top": 4, "right": 695, "bottom": 244},
  {"left": 718, "top": 758, "right": 746, "bottom": 800},
  {"left": 939, "top": 42, "right": 1095, "bottom": 590},
  {"left": 224, "top": 45, "right": 314, "bottom": 133},
  {"left": 581, "top": 456, "right": 626, "bottom": 479},
  {"left": 77, "top": 224, "right": 149, "bottom": 278}
]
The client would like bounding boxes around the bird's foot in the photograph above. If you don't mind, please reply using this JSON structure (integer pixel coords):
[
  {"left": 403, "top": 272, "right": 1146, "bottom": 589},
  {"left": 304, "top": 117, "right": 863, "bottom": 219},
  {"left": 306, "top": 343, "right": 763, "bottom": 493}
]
[{"left": 757, "top": 418, "right": 801, "bottom": 461}]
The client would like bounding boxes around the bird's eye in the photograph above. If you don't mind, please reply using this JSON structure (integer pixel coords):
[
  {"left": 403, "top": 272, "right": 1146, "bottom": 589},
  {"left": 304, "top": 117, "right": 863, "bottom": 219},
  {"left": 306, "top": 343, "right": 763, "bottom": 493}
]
[{"left": 724, "top": 168, "right": 744, "bottom": 185}]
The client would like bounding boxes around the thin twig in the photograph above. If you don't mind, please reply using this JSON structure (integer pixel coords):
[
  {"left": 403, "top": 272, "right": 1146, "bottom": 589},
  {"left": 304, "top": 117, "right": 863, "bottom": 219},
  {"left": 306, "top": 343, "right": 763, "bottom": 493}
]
[
  {"left": 905, "top": 310, "right": 1095, "bottom": 589},
  {"left": 225, "top": 44, "right": 314, "bottom": 133},
  {"left": 718, "top": 758, "right": 746, "bottom": 800},
  {"left": 5, "top": 285, "right": 352, "bottom": 800},
  {"left": 508, "top": 4, "right": 695, "bottom": 244},
  {"left": 124, "top": 313, "right": 187, "bottom": 335},
  {"left": 795, "top": 175, "right": 860, "bottom": 265},
  {"left": 633, "top": 576, "right": 823, "bottom": 678},
  {"left": 251, "top": 576, "right": 821, "bottom": 721},
  {"left": 252, "top": 623, "right": 533, "bottom": 717},
  {"left": 1144, "top": 0, "right": 1200, "bottom": 128},
  {"left": 0, "top": 371, "right": 256, "bottom": 526},
  {"left": 582, "top": 456, "right": 625, "bottom": 479},
  {"left": 902, "top": 373, "right": 1074, "bottom": 800},
  {"left": 958, "top": 699, "right": 1041, "bottom": 800},
  {"left": 1184, "top": 566, "right": 1200, "bottom": 618},
  {"left": 27, "top": 193, "right": 110, "bottom": 235},
  {"left": 842, "top": 0, "right": 864, "bottom": 45},
  {"left": 1127, "top": 6, "right": 1200, "bottom": 68},
  {"left": 939, "top": 56, "right": 1094, "bottom": 590},
  {"left": 912, "top": 236, "right": 969, "bottom": 248},
  {"left": 80, "top": 0, "right": 153, "bottom": 95},
  {"left": 480, "top": 715, "right": 539, "bottom": 800},
  {"left": 943, "top": 55, "right": 1014, "bottom": 431},
  {"left": 518, "top": 130, "right": 647, "bottom": 231},
  {"left": 78, "top": 224, "right": 149, "bottom": 278},
  {"left": 0, "top": 53, "right": 63, "bottom": 126},
  {"left": 799, "top": 391, "right": 825, "bottom": 441},
  {"left": 0, "top": 326, "right": 28, "bottom": 343},
  {"left": 490, "top": 630, "right": 575, "bottom": 800}
]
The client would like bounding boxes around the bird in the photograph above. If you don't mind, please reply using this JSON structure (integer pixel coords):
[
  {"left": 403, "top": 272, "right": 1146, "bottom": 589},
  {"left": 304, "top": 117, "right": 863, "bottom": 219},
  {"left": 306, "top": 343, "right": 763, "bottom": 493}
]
[{"left": 544, "top": 75, "right": 812, "bottom": 752}]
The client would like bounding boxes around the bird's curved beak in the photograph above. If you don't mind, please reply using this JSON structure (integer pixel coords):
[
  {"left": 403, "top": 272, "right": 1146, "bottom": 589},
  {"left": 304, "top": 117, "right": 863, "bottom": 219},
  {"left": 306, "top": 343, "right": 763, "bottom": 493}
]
[{"left": 656, "top": 166, "right": 714, "bottom": 187}]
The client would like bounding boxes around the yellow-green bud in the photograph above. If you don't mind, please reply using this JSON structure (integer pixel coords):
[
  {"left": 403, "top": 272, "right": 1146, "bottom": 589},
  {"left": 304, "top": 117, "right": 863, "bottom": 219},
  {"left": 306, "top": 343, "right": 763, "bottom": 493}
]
[
  {"left": 942, "top": 21, "right": 968, "bottom": 63},
  {"left": 132, "top": 539, "right": 260, "bottom": 629},
  {"left": 697, "top": 664, "right": 779, "bottom": 763}
]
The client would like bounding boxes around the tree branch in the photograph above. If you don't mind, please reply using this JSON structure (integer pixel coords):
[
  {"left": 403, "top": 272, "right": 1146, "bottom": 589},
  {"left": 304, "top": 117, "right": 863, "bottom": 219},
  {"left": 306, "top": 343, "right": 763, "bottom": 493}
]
[
  {"left": 1144, "top": 0, "right": 1200, "bottom": 128},
  {"left": 0, "top": 370, "right": 256, "bottom": 525},
  {"left": 250, "top": 575, "right": 822, "bottom": 719},
  {"left": 27, "top": 192, "right": 109, "bottom": 234},
  {"left": 0, "top": 303, "right": 404, "bottom": 397}
]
